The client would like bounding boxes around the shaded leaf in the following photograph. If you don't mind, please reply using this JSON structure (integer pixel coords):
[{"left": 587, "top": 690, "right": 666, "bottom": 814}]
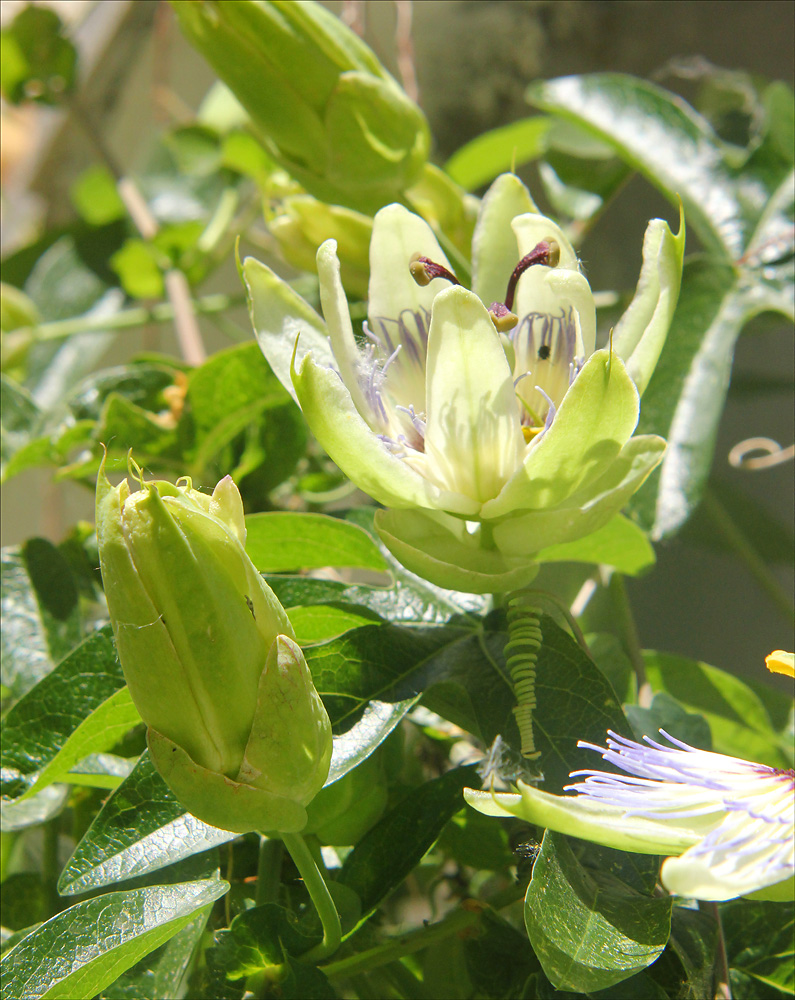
[
  {"left": 338, "top": 765, "right": 476, "bottom": 928},
  {"left": 643, "top": 651, "right": 793, "bottom": 767},
  {"left": 722, "top": 899, "right": 795, "bottom": 997},
  {"left": 0, "top": 5, "right": 76, "bottom": 105}
]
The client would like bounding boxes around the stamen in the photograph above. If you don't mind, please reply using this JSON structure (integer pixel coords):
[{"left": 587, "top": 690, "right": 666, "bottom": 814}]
[
  {"left": 409, "top": 253, "right": 460, "bottom": 288},
  {"left": 504, "top": 239, "right": 561, "bottom": 311},
  {"left": 488, "top": 301, "right": 518, "bottom": 332}
]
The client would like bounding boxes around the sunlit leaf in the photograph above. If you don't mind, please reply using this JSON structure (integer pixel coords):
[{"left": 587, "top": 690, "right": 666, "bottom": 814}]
[{"left": 0, "top": 879, "right": 227, "bottom": 1000}]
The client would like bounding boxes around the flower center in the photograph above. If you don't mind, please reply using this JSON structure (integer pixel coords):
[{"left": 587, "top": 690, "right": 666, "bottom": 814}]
[{"left": 408, "top": 240, "right": 561, "bottom": 334}]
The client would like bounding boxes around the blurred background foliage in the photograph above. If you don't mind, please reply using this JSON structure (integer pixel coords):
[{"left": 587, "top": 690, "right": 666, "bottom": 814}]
[{"left": 1, "top": 0, "right": 792, "bottom": 682}]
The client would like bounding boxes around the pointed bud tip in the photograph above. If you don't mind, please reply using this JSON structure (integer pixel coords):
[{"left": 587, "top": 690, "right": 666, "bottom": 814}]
[{"left": 210, "top": 475, "right": 246, "bottom": 544}]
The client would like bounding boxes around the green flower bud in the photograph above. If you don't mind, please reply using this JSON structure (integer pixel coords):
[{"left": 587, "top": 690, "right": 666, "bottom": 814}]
[
  {"left": 172, "top": 0, "right": 430, "bottom": 214},
  {"left": 269, "top": 195, "right": 372, "bottom": 300},
  {"left": 96, "top": 455, "right": 332, "bottom": 833}
]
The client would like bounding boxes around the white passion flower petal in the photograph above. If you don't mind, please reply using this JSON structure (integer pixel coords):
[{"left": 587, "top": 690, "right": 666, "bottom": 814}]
[
  {"left": 317, "top": 238, "right": 372, "bottom": 424},
  {"left": 422, "top": 286, "right": 524, "bottom": 503}
]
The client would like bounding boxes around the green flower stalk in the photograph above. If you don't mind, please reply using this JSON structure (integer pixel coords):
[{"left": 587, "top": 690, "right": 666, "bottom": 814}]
[
  {"left": 246, "top": 173, "right": 684, "bottom": 592},
  {"left": 465, "top": 728, "right": 794, "bottom": 902},
  {"left": 172, "top": 0, "right": 430, "bottom": 214},
  {"left": 95, "top": 455, "right": 332, "bottom": 834}
]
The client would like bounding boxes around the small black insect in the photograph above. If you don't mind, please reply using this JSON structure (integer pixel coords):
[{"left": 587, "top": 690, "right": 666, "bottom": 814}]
[
  {"left": 513, "top": 838, "right": 541, "bottom": 882},
  {"left": 537, "top": 344, "right": 551, "bottom": 361},
  {"left": 244, "top": 595, "right": 256, "bottom": 619}
]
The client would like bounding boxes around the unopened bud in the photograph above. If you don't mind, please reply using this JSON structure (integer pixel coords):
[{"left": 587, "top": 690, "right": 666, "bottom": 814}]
[{"left": 96, "top": 453, "right": 332, "bottom": 833}]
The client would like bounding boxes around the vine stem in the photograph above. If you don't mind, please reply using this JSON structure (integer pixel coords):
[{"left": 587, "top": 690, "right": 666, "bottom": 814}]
[
  {"left": 702, "top": 900, "right": 733, "bottom": 1000},
  {"left": 256, "top": 836, "right": 283, "bottom": 907},
  {"left": 608, "top": 573, "right": 652, "bottom": 707},
  {"left": 281, "top": 832, "right": 341, "bottom": 963},
  {"left": 702, "top": 489, "right": 795, "bottom": 626},
  {"left": 321, "top": 905, "right": 480, "bottom": 979},
  {"left": 17, "top": 293, "right": 246, "bottom": 343}
]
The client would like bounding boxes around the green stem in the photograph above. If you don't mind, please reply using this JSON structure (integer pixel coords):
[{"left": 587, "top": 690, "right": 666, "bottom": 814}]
[
  {"left": 19, "top": 293, "right": 247, "bottom": 343},
  {"left": 701, "top": 900, "right": 733, "bottom": 1000},
  {"left": 702, "top": 489, "right": 795, "bottom": 626},
  {"left": 256, "top": 836, "right": 284, "bottom": 906},
  {"left": 321, "top": 906, "right": 480, "bottom": 979},
  {"left": 608, "top": 573, "right": 651, "bottom": 706},
  {"left": 281, "top": 832, "right": 341, "bottom": 963}
]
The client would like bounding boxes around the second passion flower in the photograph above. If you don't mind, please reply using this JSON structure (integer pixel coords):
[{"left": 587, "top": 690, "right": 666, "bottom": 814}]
[{"left": 248, "top": 174, "right": 684, "bottom": 592}]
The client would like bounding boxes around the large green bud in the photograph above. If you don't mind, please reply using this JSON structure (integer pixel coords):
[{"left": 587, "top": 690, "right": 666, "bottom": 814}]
[
  {"left": 172, "top": 0, "right": 430, "bottom": 214},
  {"left": 96, "top": 455, "right": 332, "bottom": 834}
]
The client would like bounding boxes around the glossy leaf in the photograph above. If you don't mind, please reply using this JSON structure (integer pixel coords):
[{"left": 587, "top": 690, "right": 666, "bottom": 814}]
[
  {"left": 526, "top": 73, "right": 791, "bottom": 259},
  {"left": 245, "top": 512, "right": 387, "bottom": 573},
  {"left": 58, "top": 752, "right": 235, "bottom": 896},
  {"left": 1, "top": 626, "right": 135, "bottom": 798},
  {"left": 1, "top": 540, "right": 83, "bottom": 703},
  {"left": 629, "top": 258, "right": 765, "bottom": 538},
  {"left": 0, "top": 879, "right": 227, "bottom": 1000},
  {"left": 525, "top": 831, "right": 672, "bottom": 993},
  {"left": 60, "top": 698, "right": 414, "bottom": 893},
  {"left": 98, "top": 908, "right": 210, "bottom": 1000}
]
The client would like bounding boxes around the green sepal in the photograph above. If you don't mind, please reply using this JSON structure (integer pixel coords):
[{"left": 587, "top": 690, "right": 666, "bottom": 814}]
[
  {"left": 238, "top": 636, "right": 332, "bottom": 806},
  {"left": 481, "top": 349, "right": 640, "bottom": 519},
  {"left": 325, "top": 70, "right": 430, "bottom": 199},
  {"left": 270, "top": 195, "right": 372, "bottom": 299},
  {"left": 374, "top": 507, "right": 538, "bottom": 595},
  {"left": 243, "top": 254, "right": 332, "bottom": 405},
  {"left": 148, "top": 727, "right": 308, "bottom": 835},
  {"left": 491, "top": 435, "right": 666, "bottom": 556},
  {"left": 464, "top": 782, "right": 700, "bottom": 855},
  {"left": 612, "top": 205, "right": 686, "bottom": 396}
]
